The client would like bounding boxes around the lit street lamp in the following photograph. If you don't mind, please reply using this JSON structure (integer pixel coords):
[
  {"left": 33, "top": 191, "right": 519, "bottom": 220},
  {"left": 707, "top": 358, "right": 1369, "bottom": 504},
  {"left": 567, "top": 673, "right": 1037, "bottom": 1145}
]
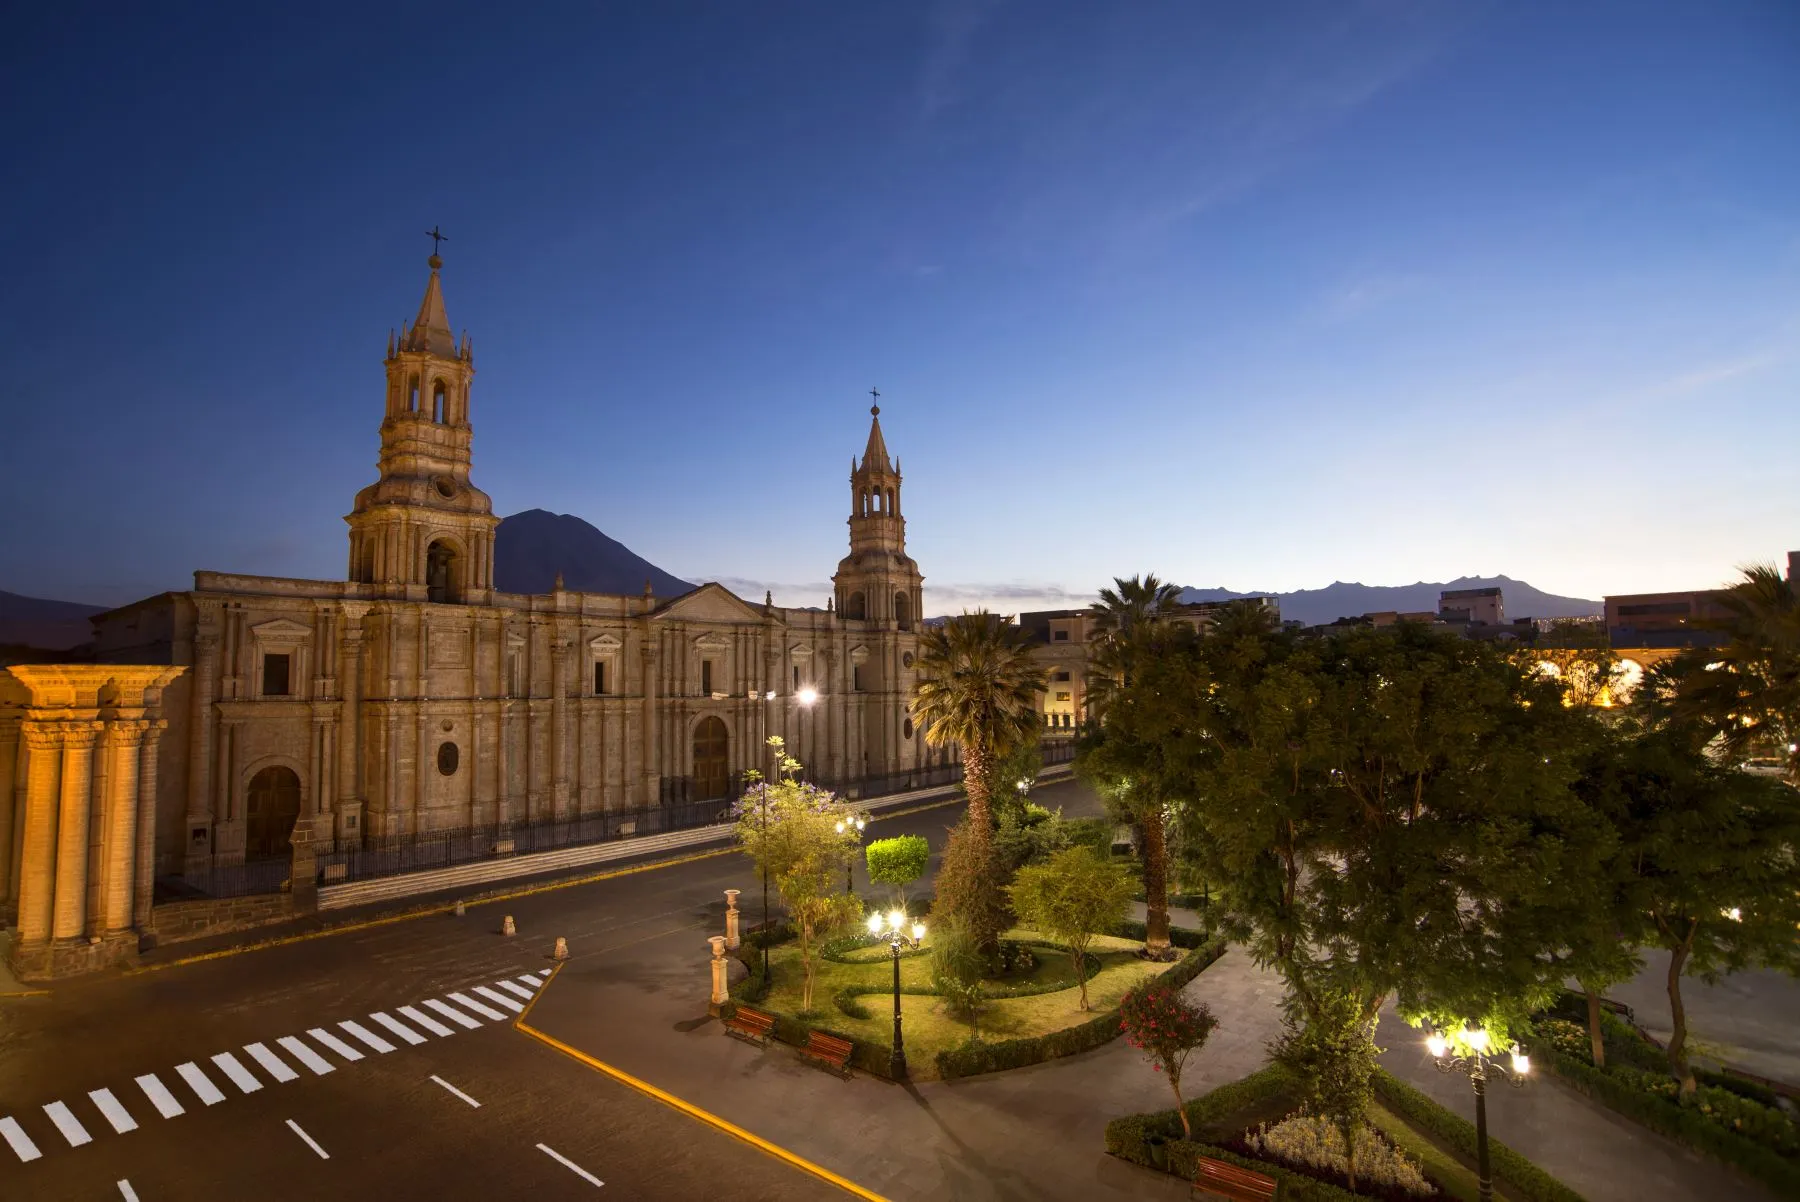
[
  {"left": 866, "top": 908, "right": 926, "bottom": 1078},
  {"left": 1425, "top": 1023, "right": 1529, "bottom": 1202},
  {"left": 835, "top": 812, "right": 866, "bottom": 893}
]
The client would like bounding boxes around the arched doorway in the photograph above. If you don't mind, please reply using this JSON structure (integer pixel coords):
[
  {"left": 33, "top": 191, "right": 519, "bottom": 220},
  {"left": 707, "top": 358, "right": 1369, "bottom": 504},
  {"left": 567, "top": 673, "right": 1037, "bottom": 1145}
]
[
  {"left": 692, "top": 716, "right": 729, "bottom": 800},
  {"left": 894, "top": 592, "right": 911, "bottom": 631},
  {"left": 426, "top": 539, "right": 460, "bottom": 604},
  {"left": 246, "top": 766, "right": 302, "bottom": 861}
]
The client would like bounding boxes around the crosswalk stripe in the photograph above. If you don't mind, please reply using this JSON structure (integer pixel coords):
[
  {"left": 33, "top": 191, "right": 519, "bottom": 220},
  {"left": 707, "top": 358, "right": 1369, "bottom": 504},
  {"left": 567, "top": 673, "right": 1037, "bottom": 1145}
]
[
  {"left": 473, "top": 985, "right": 525, "bottom": 1013},
  {"left": 305, "top": 1027, "right": 366, "bottom": 1062},
  {"left": 209, "top": 1052, "right": 263, "bottom": 1094},
  {"left": 244, "top": 1042, "right": 300, "bottom": 1083},
  {"left": 0, "top": 1116, "right": 43, "bottom": 1162},
  {"left": 397, "top": 1004, "right": 457, "bottom": 1038},
  {"left": 518, "top": 973, "right": 544, "bottom": 986},
  {"left": 275, "top": 1036, "right": 335, "bottom": 1076},
  {"left": 134, "top": 1074, "right": 185, "bottom": 1119},
  {"left": 371, "top": 1010, "right": 429, "bottom": 1045},
  {"left": 496, "top": 980, "right": 536, "bottom": 1001},
  {"left": 174, "top": 1063, "right": 226, "bottom": 1107},
  {"left": 339, "top": 1020, "right": 397, "bottom": 1055},
  {"left": 422, "top": 998, "right": 485, "bottom": 1030},
  {"left": 447, "top": 991, "right": 507, "bottom": 1022},
  {"left": 88, "top": 1088, "right": 138, "bottom": 1134},
  {"left": 44, "top": 1100, "right": 93, "bottom": 1147}
]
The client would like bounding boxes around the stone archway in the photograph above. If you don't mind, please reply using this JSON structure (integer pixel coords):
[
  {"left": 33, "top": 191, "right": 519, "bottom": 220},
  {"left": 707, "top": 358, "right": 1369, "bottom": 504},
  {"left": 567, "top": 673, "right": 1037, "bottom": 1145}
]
[
  {"left": 426, "top": 539, "right": 461, "bottom": 604},
  {"left": 245, "top": 766, "right": 302, "bottom": 861},
  {"left": 692, "top": 716, "right": 730, "bottom": 800}
]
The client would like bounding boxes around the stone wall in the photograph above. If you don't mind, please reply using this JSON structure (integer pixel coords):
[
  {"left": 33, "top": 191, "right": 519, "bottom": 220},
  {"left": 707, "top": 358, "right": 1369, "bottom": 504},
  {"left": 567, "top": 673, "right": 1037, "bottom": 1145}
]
[{"left": 146, "top": 893, "right": 297, "bottom": 946}]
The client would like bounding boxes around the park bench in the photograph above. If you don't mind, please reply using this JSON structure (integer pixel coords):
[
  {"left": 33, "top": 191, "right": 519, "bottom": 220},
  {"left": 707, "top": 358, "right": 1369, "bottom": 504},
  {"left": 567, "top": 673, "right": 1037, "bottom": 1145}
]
[
  {"left": 725, "top": 1005, "right": 776, "bottom": 1047},
  {"left": 800, "top": 1030, "right": 854, "bottom": 1077},
  {"left": 1195, "top": 1156, "right": 1278, "bottom": 1201}
]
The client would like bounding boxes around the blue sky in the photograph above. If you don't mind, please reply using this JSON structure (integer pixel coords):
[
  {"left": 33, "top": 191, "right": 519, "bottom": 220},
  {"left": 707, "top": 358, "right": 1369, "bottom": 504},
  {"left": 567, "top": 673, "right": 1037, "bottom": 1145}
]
[{"left": 3, "top": 1, "right": 1796, "bottom": 613}]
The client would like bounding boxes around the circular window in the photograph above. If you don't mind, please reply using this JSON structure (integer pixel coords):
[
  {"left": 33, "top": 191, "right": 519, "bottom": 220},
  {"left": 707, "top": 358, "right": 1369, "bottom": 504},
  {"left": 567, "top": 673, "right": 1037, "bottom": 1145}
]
[
  {"left": 434, "top": 476, "right": 457, "bottom": 499},
  {"left": 902, "top": 652, "right": 914, "bottom": 668},
  {"left": 903, "top": 718, "right": 914, "bottom": 739},
  {"left": 437, "top": 741, "right": 459, "bottom": 776}
]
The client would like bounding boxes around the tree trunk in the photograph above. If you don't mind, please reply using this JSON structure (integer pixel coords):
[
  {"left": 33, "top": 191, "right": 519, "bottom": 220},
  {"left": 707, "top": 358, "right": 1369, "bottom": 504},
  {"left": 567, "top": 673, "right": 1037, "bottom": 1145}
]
[
  {"left": 1141, "top": 803, "right": 1171, "bottom": 958},
  {"left": 963, "top": 740, "right": 994, "bottom": 843},
  {"left": 1666, "top": 935, "right": 1697, "bottom": 1100},
  {"left": 1583, "top": 984, "right": 1607, "bottom": 1068},
  {"left": 1341, "top": 1117, "right": 1358, "bottom": 1192},
  {"left": 1074, "top": 942, "right": 1089, "bottom": 1010},
  {"left": 1169, "top": 1069, "right": 1191, "bottom": 1139}
]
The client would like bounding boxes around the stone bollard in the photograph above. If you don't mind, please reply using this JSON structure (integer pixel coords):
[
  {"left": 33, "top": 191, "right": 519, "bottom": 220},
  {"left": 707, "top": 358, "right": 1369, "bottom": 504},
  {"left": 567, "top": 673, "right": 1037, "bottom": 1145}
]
[
  {"left": 502, "top": 915, "right": 516, "bottom": 937},
  {"left": 454, "top": 899, "right": 465, "bottom": 917},
  {"left": 724, "top": 889, "right": 741, "bottom": 950},
  {"left": 553, "top": 936, "right": 569, "bottom": 961},
  {"left": 708, "top": 935, "right": 729, "bottom": 1015}
]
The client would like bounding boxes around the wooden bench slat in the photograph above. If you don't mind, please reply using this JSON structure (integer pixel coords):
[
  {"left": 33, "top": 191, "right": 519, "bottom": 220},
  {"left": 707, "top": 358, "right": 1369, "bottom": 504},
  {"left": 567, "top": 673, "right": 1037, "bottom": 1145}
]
[
  {"left": 800, "top": 1030, "right": 854, "bottom": 1076},
  {"left": 725, "top": 1006, "right": 776, "bottom": 1045},
  {"left": 1195, "top": 1155, "right": 1278, "bottom": 1201}
]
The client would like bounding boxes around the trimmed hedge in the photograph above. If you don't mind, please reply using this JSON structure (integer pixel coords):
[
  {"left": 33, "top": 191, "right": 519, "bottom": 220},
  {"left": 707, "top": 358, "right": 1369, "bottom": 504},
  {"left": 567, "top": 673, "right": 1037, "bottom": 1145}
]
[
  {"left": 1373, "top": 1070, "right": 1585, "bottom": 1202},
  {"left": 1106, "top": 1065, "right": 1587, "bottom": 1202},
  {"left": 1112, "top": 919, "right": 1213, "bottom": 948},
  {"left": 1537, "top": 1044, "right": 1800, "bottom": 1197},
  {"left": 934, "top": 938, "right": 1225, "bottom": 1079}
]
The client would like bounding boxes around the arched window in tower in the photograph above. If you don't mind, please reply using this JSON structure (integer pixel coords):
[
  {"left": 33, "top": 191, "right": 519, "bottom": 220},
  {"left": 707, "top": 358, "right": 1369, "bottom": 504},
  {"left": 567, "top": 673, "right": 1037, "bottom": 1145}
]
[
  {"left": 409, "top": 376, "right": 420, "bottom": 412},
  {"left": 432, "top": 380, "right": 446, "bottom": 423},
  {"left": 885, "top": 487, "right": 895, "bottom": 514},
  {"left": 894, "top": 592, "right": 911, "bottom": 631},
  {"left": 845, "top": 591, "right": 866, "bottom": 620},
  {"left": 426, "top": 539, "right": 460, "bottom": 604}
]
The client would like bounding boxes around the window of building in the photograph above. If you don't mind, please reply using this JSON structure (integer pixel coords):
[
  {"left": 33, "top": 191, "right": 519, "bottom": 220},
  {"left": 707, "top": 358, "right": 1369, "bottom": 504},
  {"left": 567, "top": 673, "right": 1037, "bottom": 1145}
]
[
  {"left": 853, "top": 665, "right": 864, "bottom": 692},
  {"left": 593, "top": 660, "right": 606, "bottom": 695},
  {"left": 262, "top": 653, "right": 291, "bottom": 697},
  {"left": 1055, "top": 691, "right": 1071, "bottom": 702},
  {"left": 432, "top": 380, "right": 446, "bottom": 423},
  {"left": 1053, "top": 630, "right": 1069, "bottom": 642},
  {"left": 437, "top": 742, "right": 459, "bottom": 775},
  {"left": 793, "top": 665, "right": 801, "bottom": 690},
  {"left": 903, "top": 717, "right": 914, "bottom": 739},
  {"left": 701, "top": 660, "right": 714, "bottom": 696},
  {"left": 508, "top": 652, "right": 523, "bottom": 697},
  {"left": 1053, "top": 671, "right": 1071, "bottom": 682}
]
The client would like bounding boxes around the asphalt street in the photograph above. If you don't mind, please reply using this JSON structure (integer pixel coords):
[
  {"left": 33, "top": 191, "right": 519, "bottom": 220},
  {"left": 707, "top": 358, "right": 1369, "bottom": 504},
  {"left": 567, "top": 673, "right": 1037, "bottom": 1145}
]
[{"left": 0, "top": 778, "right": 1099, "bottom": 1202}]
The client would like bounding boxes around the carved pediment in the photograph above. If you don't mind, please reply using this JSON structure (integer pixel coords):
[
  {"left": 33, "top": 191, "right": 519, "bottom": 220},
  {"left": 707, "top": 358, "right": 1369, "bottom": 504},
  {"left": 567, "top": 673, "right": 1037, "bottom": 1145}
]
[
  {"left": 789, "top": 644, "right": 814, "bottom": 662},
  {"left": 849, "top": 643, "right": 870, "bottom": 664},
  {"left": 652, "top": 583, "right": 763, "bottom": 625},
  {"left": 588, "top": 633, "right": 623, "bottom": 654},
  {"left": 694, "top": 632, "right": 732, "bottom": 652},
  {"left": 250, "top": 618, "right": 312, "bottom": 644},
  {"left": 506, "top": 631, "right": 527, "bottom": 650}
]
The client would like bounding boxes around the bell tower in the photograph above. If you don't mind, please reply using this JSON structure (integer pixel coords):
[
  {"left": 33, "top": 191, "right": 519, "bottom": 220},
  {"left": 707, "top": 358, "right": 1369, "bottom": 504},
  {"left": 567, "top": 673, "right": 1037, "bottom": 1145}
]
[
  {"left": 833, "top": 391, "right": 923, "bottom": 630},
  {"left": 346, "top": 243, "right": 498, "bottom": 603}
]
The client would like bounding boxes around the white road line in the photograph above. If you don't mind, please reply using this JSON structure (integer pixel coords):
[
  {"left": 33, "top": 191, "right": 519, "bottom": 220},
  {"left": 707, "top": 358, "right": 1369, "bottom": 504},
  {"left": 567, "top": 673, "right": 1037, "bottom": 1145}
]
[
  {"left": 473, "top": 984, "right": 525, "bottom": 1013},
  {"left": 275, "top": 1036, "right": 335, "bottom": 1076},
  {"left": 118, "top": 1181, "right": 141, "bottom": 1202},
  {"left": 447, "top": 991, "right": 507, "bottom": 1022},
  {"left": 134, "top": 1073, "right": 186, "bottom": 1119},
  {"left": 496, "top": 979, "right": 536, "bottom": 1001},
  {"left": 88, "top": 1088, "right": 138, "bottom": 1134},
  {"left": 429, "top": 1075, "right": 481, "bottom": 1108},
  {"left": 397, "top": 1004, "right": 457, "bottom": 1038},
  {"left": 286, "top": 1119, "right": 329, "bottom": 1160},
  {"left": 305, "top": 1027, "right": 366, "bottom": 1062},
  {"left": 0, "top": 1116, "right": 43, "bottom": 1163},
  {"left": 339, "top": 1019, "right": 397, "bottom": 1054},
  {"left": 44, "top": 1100, "right": 93, "bottom": 1147},
  {"left": 518, "top": 973, "right": 544, "bottom": 986},
  {"left": 174, "top": 1062, "right": 226, "bottom": 1107},
  {"left": 244, "top": 1042, "right": 300, "bottom": 1083},
  {"left": 537, "top": 1142, "right": 604, "bottom": 1188},
  {"left": 210, "top": 1051, "right": 264, "bottom": 1094},
  {"left": 370, "top": 1010, "right": 429, "bottom": 1045},
  {"left": 422, "top": 997, "right": 485, "bottom": 1030}
]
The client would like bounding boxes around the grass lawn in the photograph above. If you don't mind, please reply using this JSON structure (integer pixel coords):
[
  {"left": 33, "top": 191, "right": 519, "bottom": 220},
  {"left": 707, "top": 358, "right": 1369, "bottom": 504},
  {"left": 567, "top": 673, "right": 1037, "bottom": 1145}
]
[{"left": 758, "top": 927, "right": 1163, "bottom": 1080}]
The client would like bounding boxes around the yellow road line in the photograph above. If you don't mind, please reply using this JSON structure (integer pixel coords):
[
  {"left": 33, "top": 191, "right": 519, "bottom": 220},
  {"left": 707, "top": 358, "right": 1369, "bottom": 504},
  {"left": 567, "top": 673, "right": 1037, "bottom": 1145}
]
[
  {"left": 126, "top": 845, "right": 738, "bottom": 976},
  {"left": 512, "top": 973, "right": 887, "bottom": 1202},
  {"left": 0, "top": 989, "right": 51, "bottom": 999}
]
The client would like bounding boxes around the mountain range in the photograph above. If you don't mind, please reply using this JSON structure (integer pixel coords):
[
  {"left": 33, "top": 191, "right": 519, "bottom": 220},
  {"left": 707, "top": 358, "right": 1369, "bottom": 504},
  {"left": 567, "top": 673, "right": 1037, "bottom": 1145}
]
[
  {"left": 493, "top": 509, "right": 695, "bottom": 598},
  {"left": 0, "top": 590, "right": 109, "bottom": 652},
  {"left": 1177, "top": 576, "right": 1603, "bottom": 627}
]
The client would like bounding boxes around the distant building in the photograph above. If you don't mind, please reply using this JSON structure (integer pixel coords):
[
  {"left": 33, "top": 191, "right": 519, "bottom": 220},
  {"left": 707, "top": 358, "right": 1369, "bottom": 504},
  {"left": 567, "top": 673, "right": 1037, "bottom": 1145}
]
[
  {"left": 1440, "top": 587, "right": 1503, "bottom": 625},
  {"left": 1604, "top": 590, "right": 1733, "bottom": 653}
]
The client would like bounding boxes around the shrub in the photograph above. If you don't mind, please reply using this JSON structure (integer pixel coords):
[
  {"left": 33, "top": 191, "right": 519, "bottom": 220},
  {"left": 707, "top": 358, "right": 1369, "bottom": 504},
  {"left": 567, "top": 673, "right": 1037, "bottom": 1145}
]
[
  {"left": 932, "top": 820, "right": 1013, "bottom": 951},
  {"left": 1120, "top": 981, "right": 1218, "bottom": 1138},
  {"left": 864, "top": 835, "right": 930, "bottom": 903},
  {"left": 832, "top": 988, "right": 872, "bottom": 1020},
  {"left": 1008, "top": 845, "right": 1136, "bottom": 1010},
  {"left": 1243, "top": 1113, "right": 1433, "bottom": 1197},
  {"left": 1373, "top": 1071, "right": 1586, "bottom": 1202},
  {"left": 931, "top": 917, "right": 989, "bottom": 1037}
]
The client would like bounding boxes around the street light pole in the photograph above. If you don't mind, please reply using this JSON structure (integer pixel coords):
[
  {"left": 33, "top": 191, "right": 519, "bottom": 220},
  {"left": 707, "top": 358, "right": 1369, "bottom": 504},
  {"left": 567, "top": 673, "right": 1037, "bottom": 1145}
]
[
  {"left": 836, "top": 813, "right": 865, "bottom": 894},
  {"left": 867, "top": 908, "right": 925, "bottom": 1079},
  {"left": 1427, "top": 1024, "right": 1527, "bottom": 1202}
]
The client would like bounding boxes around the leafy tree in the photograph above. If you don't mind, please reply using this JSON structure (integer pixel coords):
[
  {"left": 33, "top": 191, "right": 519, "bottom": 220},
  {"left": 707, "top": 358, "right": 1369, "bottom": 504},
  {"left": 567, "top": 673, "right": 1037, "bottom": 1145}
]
[
  {"left": 1088, "top": 572, "right": 1182, "bottom": 638},
  {"left": 986, "top": 740, "right": 1045, "bottom": 826},
  {"left": 1120, "top": 982, "right": 1218, "bottom": 1138},
  {"left": 932, "top": 820, "right": 1014, "bottom": 953},
  {"left": 864, "top": 835, "right": 930, "bottom": 906},
  {"left": 930, "top": 917, "right": 988, "bottom": 1040},
  {"left": 994, "top": 801, "right": 1070, "bottom": 875},
  {"left": 781, "top": 861, "right": 865, "bottom": 1013},
  {"left": 1008, "top": 845, "right": 1136, "bottom": 1009},
  {"left": 1271, "top": 991, "right": 1380, "bottom": 1192},
  {"left": 911, "top": 612, "right": 1048, "bottom": 855}
]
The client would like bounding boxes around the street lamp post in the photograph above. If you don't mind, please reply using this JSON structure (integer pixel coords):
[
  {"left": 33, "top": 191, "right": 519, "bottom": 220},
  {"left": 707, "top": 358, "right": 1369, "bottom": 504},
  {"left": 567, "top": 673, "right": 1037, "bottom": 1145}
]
[
  {"left": 835, "top": 813, "right": 866, "bottom": 894},
  {"left": 1425, "top": 1024, "right": 1529, "bottom": 1202},
  {"left": 866, "top": 908, "right": 926, "bottom": 1078}
]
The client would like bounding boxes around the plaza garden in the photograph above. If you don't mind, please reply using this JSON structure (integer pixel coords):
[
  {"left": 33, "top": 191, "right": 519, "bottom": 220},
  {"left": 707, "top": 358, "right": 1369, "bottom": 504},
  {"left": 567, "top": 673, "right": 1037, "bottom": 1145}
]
[{"left": 726, "top": 571, "right": 1800, "bottom": 1199}]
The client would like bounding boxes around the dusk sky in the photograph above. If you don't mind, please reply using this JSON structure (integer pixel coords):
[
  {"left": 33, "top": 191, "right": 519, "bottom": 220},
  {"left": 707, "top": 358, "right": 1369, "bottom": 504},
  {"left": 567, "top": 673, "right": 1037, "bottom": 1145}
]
[{"left": 3, "top": 2, "right": 1797, "bottom": 613}]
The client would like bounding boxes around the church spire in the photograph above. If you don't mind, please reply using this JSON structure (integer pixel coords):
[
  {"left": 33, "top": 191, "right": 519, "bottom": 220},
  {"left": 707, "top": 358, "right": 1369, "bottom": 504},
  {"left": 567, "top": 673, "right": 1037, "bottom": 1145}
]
[
  {"left": 400, "top": 241, "right": 457, "bottom": 358},
  {"left": 861, "top": 387, "right": 891, "bottom": 471}
]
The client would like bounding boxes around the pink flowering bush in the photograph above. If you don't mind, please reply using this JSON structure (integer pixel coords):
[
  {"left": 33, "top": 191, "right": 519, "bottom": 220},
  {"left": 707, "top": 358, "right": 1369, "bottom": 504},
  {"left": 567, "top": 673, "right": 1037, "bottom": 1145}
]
[{"left": 1119, "top": 982, "right": 1218, "bottom": 1138}]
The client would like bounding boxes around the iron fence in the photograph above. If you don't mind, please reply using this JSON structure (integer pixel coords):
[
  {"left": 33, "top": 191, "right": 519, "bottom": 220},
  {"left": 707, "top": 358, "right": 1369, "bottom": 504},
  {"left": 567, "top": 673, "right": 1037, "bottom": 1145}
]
[{"left": 153, "top": 857, "right": 292, "bottom": 903}]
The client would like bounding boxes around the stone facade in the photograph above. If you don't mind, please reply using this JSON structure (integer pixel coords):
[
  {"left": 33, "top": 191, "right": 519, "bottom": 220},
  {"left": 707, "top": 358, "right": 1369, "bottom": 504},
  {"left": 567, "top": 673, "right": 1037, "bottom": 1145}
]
[{"left": 84, "top": 254, "right": 932, "bottom": 891}]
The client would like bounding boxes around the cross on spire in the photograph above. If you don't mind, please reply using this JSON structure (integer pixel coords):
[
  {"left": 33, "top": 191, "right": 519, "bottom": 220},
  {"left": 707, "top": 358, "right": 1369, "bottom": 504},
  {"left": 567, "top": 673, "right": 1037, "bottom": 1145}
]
[
  {"left": 427, "top": 226, "right": 449, "bottom": 256},
  {"left": 869, "top": 386, "right": 881, "bottom": 416}
]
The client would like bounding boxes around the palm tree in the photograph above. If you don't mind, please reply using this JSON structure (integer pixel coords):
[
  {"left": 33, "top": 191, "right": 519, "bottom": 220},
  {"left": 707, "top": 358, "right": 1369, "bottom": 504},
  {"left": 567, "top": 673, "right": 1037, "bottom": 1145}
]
[
  {"left": 1087, "top": 574, "right": 1185, "bottom": 958},
  {"left": 910, "top": 612, "right": 1049, "bottom": 844}
]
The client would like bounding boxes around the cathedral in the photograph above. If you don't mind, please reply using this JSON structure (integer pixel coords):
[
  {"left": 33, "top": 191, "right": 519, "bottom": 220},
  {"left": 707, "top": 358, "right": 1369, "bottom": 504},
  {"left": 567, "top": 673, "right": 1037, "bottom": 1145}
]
[{"left": 81, "top": 252, "right": 928, "bottom": 882}]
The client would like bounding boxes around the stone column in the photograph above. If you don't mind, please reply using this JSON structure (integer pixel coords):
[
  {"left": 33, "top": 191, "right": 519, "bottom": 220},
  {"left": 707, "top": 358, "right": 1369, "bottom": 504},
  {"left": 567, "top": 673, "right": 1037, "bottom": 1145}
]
[
  {"left": 551, "top": 632, "right": 570, "bottom": 819},
  {"left": 52, "top": 723, "right": 99, "bottom": 940},
  {"left": 99, "top": 720, "right": 147, "bottom": 934},
  {"left": 336, "top": 616, "right": 363, "bottom": 846},
  {"left": 16, "top": 724, "right": 63, "bottom": 946},
  {"left": 0, "top": 717, "right": 18, "bottom": 911},
  {"left": 708, "top": 935, "right": 729, "bottom": 1014},
  {"left": 133, "top": 719, "right": 165, "bottom": 931},
  {"left": 724, "top": 889, "right": 741, "bottom": 950},
  {"left": 185, "top": 628, "right": 219, "bottom": 874},
  {"left": 640, "top": 638, "right": 660, "bottom": 807}
]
